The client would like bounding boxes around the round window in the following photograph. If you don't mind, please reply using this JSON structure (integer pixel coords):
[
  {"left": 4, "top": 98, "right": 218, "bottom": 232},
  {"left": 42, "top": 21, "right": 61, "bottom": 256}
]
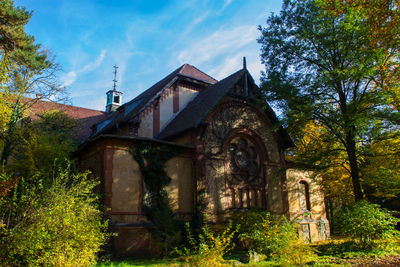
[{"left": 228, "top": 137, "right": 260, "bottom": 184}]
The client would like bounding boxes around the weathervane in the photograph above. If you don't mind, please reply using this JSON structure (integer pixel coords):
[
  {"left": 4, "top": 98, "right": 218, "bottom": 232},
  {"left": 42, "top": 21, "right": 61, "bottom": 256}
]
[{"left": 113, "top": 64, "right": 118, "bottom": 91}]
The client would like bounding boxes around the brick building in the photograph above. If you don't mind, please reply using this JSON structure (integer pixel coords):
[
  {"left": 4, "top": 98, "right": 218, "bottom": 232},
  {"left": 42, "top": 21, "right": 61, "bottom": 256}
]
[{"left": 39, "top": 60, "right": 330, "bottom": 255}]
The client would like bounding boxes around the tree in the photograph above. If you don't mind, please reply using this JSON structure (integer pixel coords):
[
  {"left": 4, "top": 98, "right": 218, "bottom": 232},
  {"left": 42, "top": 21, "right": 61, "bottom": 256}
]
[
  {"left": 317, "top": 0, "right": 400, "bottom": 49},
  {"left": 0, "top": 0, "right": 66, "bottom": 166},
  {"left": 0, "top": 111, "right": 80, "bottom": 231},
  {"left": 258, "top": 0, "right": 399, "bottom": 201},
  {"left": 7, "top": 110, "right": 79, "bottom": 179},
  {"left": 286, "top": 122, "right": 355, "bottom": 200},
  {"left": 317, "top": 0, "right": 400, "bottom": 111},
  {"left": 361, "top": 131, "right": 400, "bottom": 202},
  {"left": 0, "top": 0, "right": 34, "bottom": 131}
]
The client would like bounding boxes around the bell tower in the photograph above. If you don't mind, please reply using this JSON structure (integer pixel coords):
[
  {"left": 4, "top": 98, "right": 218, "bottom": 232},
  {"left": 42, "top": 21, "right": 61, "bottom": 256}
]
[{"left": 106, "top": 64, "right": 123, "bottom": 114}]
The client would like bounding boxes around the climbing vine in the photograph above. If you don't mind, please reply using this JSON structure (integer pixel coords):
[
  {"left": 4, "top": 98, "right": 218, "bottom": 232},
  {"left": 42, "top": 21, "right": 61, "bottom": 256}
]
[{"left": 130, "top": 141, "right": 184, "bottom": 254}]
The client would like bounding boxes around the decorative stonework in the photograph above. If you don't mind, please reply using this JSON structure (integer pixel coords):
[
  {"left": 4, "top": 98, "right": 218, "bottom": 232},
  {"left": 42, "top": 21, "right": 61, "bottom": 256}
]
[
  {"left": 198, "top": 98, "right": 286, "bottom": 217},
  {"left": 227, "top": 137, "right": 260, "bottom": 185},
  {"left": 223, "top": 130, "right": 267, "bottom": 210}
]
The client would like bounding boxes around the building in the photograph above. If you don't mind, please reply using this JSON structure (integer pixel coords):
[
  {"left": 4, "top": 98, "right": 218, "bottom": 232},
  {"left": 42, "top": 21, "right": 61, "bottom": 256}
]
[
  {"left": 35, "top": 60, "right": 329, "bottom": 255},
  {"left": 73, "top": 59, "right": 329, "bottom": 255}
]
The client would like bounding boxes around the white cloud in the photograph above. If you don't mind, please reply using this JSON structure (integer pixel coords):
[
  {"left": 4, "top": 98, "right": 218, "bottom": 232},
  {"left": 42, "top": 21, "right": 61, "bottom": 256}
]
[
  {"left": 177, "top": 25, "right": 258, "bottom": 66},
  {"left": 209, "top": 54, "right": 242, "bottom": 79},
  {"left": 181, "top": 11, "right": 210, "bottom": 36},
  {"left": 206, "top": 52, "right": 263, "bottom": 82},
  {"left": 221, "top": 0, "right": 233, "bottom": 12},
  {"left": 81, "top": 50, "right": 106, "bottom": 72},
  {"left": 61, "top": 71, "right": 77, "bottom": 87},
  {"left": 61, "top": 50, "right": 106, "bottom": 88}
]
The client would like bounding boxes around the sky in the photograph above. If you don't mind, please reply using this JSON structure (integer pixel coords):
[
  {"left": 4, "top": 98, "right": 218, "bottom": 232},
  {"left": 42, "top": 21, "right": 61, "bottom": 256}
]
[{"left": 15, "top": 0, "right": 284, "bottom": 111}]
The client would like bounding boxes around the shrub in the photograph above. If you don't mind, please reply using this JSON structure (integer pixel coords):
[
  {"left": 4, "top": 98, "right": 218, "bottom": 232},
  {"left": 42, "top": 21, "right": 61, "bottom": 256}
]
[
  {"left": 176, "top": 221, "right": 238, "bottom": 266},
  {"left": 339, "top": 200, "right": 400, "bottom": 248},
  {"left": 231, "top": 210, "right": 315, "bottom": 265},
  {"left": 3, "top": 170, "right": 109, "bottom": 266}
]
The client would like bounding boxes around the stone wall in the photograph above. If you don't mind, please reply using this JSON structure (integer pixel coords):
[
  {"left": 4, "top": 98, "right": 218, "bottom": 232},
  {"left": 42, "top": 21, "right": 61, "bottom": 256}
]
[
  {"left": 286, "top": 169, "right": 330, "bottom": 241},
  {"left": 78, "top": 136, "right": 194, "bottom": 256},
  {"left": 110, "top": 148, "right": 142, "bottom": 224},
  {"left": 197, "top": 98, "right": 288, "bottom": 220}
]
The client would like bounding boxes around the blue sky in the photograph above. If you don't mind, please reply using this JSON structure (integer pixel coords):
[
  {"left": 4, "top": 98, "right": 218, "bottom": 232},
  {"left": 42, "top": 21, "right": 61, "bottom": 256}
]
[{"left": 15, "top": 0, "right": 283, "bottom": 111}]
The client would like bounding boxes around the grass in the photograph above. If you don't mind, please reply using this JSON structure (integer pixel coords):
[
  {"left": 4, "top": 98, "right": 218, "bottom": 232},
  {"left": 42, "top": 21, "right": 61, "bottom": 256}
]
[
  {"left": 98, "top": 237, "right": 400, "bottom": 266},
  {"left": 97, "top": 258, "right": 179, "bottom": 267}
]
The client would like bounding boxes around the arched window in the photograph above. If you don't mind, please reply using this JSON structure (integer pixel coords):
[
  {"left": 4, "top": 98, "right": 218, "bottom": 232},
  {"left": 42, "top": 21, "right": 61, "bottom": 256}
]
[
  {"left": 228, "top": 137, "right": 260, "bottom": 185},
  {"left": 224, "top": 133, "right": 267, "bottom": 210},
  {"left": 299, "top": 181, "right": 311, "bottom": 211}
]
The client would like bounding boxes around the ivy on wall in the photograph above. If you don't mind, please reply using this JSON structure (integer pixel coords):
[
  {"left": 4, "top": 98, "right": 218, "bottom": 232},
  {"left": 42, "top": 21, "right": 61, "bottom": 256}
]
[{"left": 130, "top": 141, "right": 184, "bottom": 254}]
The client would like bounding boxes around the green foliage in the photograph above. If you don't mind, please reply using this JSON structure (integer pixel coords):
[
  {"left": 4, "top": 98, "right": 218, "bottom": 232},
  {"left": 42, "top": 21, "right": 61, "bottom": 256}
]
[
  {"left": 2, "top": 169, "right": 109, "bottom": 266},
  {"left": 361, "top": 131, "right": 400, "bottom": 200},
  {"left": 0, "top": 0, "right": 66, "bottom": 167},
  {"left": 0, "top": 0, "right": 48, "bottom": 71},
  {"left": 231, "top": 210, "right": 315, "bottom": 265},
  {"left": 258, "top": 0, "right": 400, "bottom": 202},
  {"left": 33, "top": 110, "right": 80, "bottom": 141},
  {"left": 176, "top": 221, "right": 238, "bottom": 267},
  {"left": 130, "top": 142, "right": 184, "bottom": 255},
  {"left": 7, "top": 110, "right": 79, "bottom": 179},
  {"left": 339, "top": 200, "right": 400, "bottom": 248},
  {"left": 0, "top": 111, "right": 80, "bottom": 235}
]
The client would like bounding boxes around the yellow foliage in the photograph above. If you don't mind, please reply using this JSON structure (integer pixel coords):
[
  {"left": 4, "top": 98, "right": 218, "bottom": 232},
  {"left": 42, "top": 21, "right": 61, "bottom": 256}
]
[
  {"left": 0, "top": 90, "right": 19, "bottom": 131},
  {"left": 288, "top": 121, "right": 354, "bottom": 205}
]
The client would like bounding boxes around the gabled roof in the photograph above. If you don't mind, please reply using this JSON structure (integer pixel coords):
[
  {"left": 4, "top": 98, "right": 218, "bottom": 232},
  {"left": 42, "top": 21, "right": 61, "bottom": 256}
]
[
  {"left": 157, "top": 69, "right": 245, "bottom": 140},
  {"left": 92, "top": 64, "right": 216, "bottom": 136},
  {"left": 157, "top": 68, "right": 294, "bottom": 149}
]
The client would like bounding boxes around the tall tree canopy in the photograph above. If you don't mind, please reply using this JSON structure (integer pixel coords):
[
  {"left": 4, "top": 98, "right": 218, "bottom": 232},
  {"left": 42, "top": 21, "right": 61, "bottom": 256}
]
[
  {"left": 258, "top": 0, "right": 399, "bottom": 201},
  {"left": 318, "top": 0, "right": 400, "bottom": 110},
  {"left": 0, "top": 0, "right": 65, "bottom": 166}
]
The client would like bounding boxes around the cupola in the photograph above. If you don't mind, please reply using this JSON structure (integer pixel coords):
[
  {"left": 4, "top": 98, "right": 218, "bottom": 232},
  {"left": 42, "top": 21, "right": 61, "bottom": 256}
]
[{"left": 106, "top": 65, "right": 123, "bottom": 114}]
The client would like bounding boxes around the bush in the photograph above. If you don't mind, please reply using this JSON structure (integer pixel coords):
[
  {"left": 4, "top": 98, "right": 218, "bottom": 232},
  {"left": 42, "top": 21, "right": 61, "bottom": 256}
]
[
  {"left": 231, "top": 210, "right": 315, "bottom": 265},
  {"left": 2, "top": 170, "right": 109, "bottom": 266},
  {"left": 339, "top": 200, "right": 400, "bottom": 248},
  {"left": 176, "top": 221, "right": 238, "bottom": 267}
]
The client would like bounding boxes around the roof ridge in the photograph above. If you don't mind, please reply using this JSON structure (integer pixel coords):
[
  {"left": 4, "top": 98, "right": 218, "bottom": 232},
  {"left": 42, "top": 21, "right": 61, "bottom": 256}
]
[
  {"left": 179, "top": 64, "right": 189, "bottom": 74},
  {"left": 92, "top": 63, "right": 218, "bottom": 137},
  {"left": 157, "top": 68, "right": 246, "bottom": 140},
  {"left": 179, "top": 63, "right": 218, "bottom": 83},
  {"left": 27, "top": 98, "right": 105, "bottom": 114}
]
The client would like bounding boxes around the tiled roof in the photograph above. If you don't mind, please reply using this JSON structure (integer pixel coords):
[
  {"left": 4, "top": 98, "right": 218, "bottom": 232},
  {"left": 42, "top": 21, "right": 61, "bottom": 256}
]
[
  {"left": 157, "top": 69, "right": 245, "bottom": 140},
  {"left": 157, "top": 69, "right": 294, "bottom": 149},
  {"left": 85, "top": 62, "right": 293, "bottom": 149},
  {"left": 92, "top": 64, "right": 216, "bottom": 136},
  {"left": 29, "top": 100, "right": 107, "bottom": 141},
  {"left": 178, "top": 64, "right": 217, "bottom": 84}
]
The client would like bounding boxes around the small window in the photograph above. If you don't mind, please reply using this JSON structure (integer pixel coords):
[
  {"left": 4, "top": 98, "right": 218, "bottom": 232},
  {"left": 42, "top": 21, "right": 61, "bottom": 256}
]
[
  {"left": 299, "top": 181, "right": 311, "bottom": 211},
  {"left": 113, "top": 95, "right": 120, "bottom": 104}
]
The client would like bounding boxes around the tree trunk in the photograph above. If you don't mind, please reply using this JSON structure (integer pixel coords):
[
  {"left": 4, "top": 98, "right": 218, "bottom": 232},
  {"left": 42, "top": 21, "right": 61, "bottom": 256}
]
[
  {"left": 338, "top": 87, "right": 363, "bottom": 202},
  {"left": 345, "top": 132, "right": 363, "bottom": 201}
]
